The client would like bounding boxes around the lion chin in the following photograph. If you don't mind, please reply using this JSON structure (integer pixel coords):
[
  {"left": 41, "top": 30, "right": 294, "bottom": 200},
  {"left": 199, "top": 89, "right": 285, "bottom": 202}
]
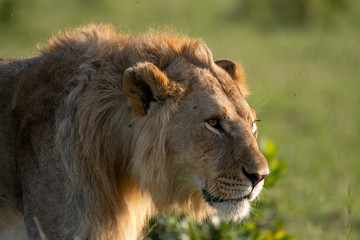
[
  {"left": 206, "top": 196, "right": 251, "bottom": 221},
  {"left": 0, "top": 24, "right": 269, "bottom": 240},
  {"left": 201, "top": 178, "right": 265, "bottom": 222},
  {"left": 217, "top": 201, "right": 251, "bottom": 221}
]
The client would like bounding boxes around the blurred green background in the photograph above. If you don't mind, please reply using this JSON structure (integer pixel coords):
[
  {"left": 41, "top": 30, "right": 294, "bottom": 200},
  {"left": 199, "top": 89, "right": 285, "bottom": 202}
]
[{"left": 1, "top": 0, "right": 359, "bottom": 239}]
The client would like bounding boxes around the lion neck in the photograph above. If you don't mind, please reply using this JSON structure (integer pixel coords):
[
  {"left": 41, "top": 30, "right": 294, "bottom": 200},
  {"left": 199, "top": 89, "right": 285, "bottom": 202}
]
[{"left": 115, "top": 178, "right": 155, "bottom": 240}]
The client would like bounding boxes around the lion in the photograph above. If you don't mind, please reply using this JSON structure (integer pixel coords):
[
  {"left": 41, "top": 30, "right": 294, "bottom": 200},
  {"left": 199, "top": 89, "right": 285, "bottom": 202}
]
[{"left": 0, "top": 24, "right": 269, "bottom": 240}]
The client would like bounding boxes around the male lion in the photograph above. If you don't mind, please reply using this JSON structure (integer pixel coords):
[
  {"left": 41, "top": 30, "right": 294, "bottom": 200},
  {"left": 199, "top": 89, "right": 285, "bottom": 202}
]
[{"left": 0, "top": 24, "right": 269, "bottom": 240}]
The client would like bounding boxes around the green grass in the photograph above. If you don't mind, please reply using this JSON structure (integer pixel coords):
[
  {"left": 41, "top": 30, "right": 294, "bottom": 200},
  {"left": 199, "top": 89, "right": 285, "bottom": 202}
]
[{"left": 1, "top": 0, "right": 359, "bottom": 239}]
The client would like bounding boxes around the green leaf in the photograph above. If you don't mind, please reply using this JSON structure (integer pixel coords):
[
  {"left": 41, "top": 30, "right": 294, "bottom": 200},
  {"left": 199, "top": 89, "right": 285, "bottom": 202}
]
[
  {"left": 260, "top": 140, "right": 278, "bottom": 162},
  {"left": 264, "top": 159, "right": 286, "bottom": 188}
]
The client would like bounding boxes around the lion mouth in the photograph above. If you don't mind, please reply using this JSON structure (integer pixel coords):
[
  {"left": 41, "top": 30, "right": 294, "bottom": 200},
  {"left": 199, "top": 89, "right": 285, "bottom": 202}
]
[{"left": 202, "top": 189, "right": 249, "bottom": 203}]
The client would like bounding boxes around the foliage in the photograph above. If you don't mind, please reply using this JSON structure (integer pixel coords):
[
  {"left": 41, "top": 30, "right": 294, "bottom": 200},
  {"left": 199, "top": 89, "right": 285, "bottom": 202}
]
[
  {"left": 233, "top": 0, "right": 358, "bottom": 29},
  {"left": 0, "top": 0, "right": 16, "bottom": 24},
  {"left": 144, "top": 140, "right": 294, "bottom": 240}
]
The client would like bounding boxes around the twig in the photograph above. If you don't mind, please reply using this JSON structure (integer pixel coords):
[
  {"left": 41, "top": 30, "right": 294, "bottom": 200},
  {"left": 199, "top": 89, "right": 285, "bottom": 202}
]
[{"left": 33, "top": 216, "right": 47, "bottom": 240}]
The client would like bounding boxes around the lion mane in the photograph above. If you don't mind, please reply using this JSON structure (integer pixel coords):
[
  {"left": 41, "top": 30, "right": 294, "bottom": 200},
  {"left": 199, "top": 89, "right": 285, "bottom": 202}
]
[{"left": 0, "top": 24, "right": 268, "bottom": 240}]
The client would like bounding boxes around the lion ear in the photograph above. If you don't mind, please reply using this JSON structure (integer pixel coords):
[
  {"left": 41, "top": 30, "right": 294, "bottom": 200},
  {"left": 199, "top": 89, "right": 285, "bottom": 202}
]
[
  {"left": 215, "top": 59, "right": 250, "bottom": 97},
  {"left": 122, "top": 62, "right": 183, "bottom": 116}
]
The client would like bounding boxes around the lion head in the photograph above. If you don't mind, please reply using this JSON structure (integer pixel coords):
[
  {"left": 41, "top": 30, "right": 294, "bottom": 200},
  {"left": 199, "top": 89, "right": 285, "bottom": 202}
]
[{"left": 118, "top": 30, "right": 270, "bottom": 223}]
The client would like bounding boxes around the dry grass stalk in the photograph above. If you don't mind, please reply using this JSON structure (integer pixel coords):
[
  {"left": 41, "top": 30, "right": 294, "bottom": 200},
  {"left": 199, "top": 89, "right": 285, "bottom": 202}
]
[
  {"left": 33, "top": 216, "right": 46, "bottom": 240},
  {"left": 345, "top": 184, "right": 353, "bottom": 240},
  {"left": 33, "top": 216, "right": 82, "bottom": 240}
]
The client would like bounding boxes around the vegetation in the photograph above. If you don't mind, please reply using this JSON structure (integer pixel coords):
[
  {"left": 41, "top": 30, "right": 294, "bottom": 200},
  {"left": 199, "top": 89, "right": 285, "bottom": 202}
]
[
  {"left": 234, "top": 0, "right": 358, "bottom": 29},
  {"left": 1, "top": 0, "right": 359, "bottom": 239}
]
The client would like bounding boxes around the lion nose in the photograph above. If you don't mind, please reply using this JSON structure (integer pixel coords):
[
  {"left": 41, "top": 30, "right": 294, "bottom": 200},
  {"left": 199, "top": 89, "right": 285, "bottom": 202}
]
[{"left": 242, "top": 168, "right": 268, "bottom": 187}]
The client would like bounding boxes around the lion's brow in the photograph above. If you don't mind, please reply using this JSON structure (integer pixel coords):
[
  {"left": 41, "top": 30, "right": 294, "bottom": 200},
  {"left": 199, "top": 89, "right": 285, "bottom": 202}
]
[{"left": 221, "top": 106, "right": 229, "bottom": 119}]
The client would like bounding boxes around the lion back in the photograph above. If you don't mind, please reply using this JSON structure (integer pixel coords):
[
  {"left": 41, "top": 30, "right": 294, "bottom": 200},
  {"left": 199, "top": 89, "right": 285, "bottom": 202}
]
[{"left": 0, "top": 59, "right": 31, "bottom": 209}]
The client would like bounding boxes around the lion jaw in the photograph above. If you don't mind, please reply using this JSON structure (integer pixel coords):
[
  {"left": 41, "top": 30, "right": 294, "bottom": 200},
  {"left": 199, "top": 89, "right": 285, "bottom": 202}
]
[{"left": 200, "top": 177, "right": 265, "bottom": 221}]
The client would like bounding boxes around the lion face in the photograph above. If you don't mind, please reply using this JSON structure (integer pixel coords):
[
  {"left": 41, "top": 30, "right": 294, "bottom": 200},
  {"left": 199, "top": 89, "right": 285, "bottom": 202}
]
[
  {"left": 123, "top": 58, "right": 269, "bottom": 221},
  {"left": 165, "top": 60, "right": 269, "bottom": 220}
]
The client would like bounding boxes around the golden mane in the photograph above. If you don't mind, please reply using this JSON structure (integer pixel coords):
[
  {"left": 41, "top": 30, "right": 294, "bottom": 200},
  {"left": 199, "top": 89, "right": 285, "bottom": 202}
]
[
  {"left": 51, "top": 24, "right": 215, "bottom": 239},
  {"left": 40, "top": 24, "right": 213, "bottom": 71}
]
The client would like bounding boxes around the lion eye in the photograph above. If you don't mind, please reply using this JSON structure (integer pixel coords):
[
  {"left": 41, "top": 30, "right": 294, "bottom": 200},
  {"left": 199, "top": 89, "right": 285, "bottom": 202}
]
[
  {"left": 207, "top": 119, "right": 221, "bottom": 129},
  {"left": 251, "top": 121, "right": 258, "bottom": 137},
  {"left": 251, "top": 122, "right": 257, "bottom": 133}
]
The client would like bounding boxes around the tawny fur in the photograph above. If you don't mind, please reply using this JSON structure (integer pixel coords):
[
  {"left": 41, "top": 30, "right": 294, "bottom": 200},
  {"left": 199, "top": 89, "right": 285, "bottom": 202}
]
[{"left": 0, "top": 24, "right": 268, "bottom": 240}]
